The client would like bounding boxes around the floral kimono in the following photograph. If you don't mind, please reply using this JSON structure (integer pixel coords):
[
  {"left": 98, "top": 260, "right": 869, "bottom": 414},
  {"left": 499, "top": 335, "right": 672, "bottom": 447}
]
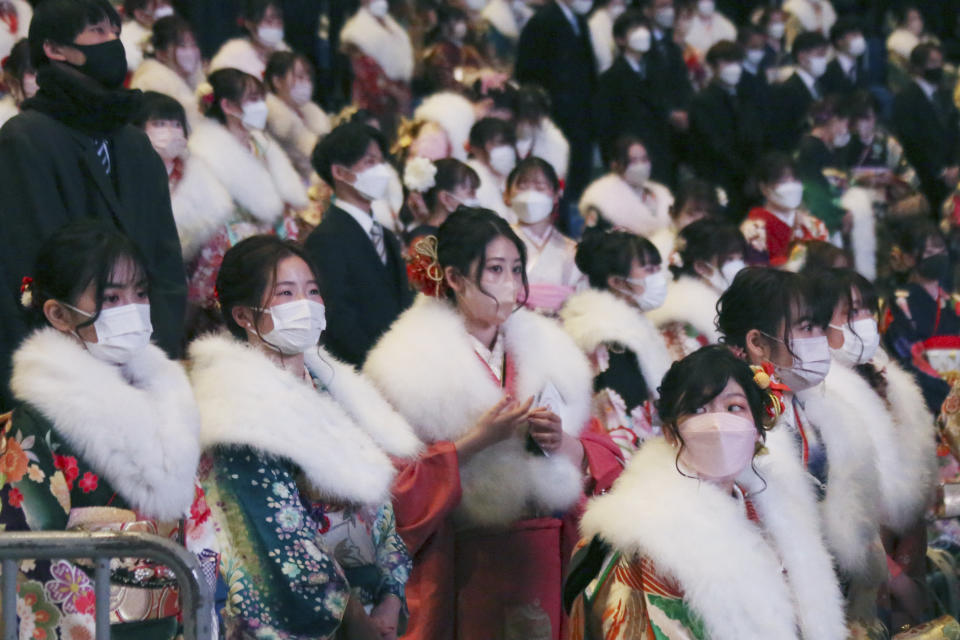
[
  {"left": 741, "top": 206, "right": 828, "bottom": 267},
  {"left": 1, "top": 329, "right": 215, "bottom": 640}
]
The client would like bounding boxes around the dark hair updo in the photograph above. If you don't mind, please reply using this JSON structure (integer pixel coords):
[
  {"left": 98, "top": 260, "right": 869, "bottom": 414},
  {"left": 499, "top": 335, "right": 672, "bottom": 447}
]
[{"left": 716, "top": 266, "right": 809, "bottom": 353}]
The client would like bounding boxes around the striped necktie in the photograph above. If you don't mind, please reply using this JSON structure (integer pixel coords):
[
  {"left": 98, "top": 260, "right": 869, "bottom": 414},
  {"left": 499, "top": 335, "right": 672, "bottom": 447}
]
[
  {"left": 370, "top": 222, "right": 387, "bottom": 264},
  {"left": 93, "top": 138, "right": 111, "bottom": 175}
]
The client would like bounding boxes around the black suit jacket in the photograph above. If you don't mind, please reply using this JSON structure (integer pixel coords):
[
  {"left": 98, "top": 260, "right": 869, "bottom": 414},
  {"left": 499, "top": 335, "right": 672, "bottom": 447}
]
[
  {"left": 646, "top": 30, "right": 694, "bottom": 112},
  {"left": 892, "top": 81, "right": 960, "bottom": 208},
  {"left": 305, "top": 206, "right": 413, "bottom": 367},
  {"left": 0, "top": 110, "right": 186, "bottom": 411},
  {"left": 768, "top": 72, "right": 818, "bottom": 152},
  {"left": 820, "top": 57, "right": 869, "bottom": 97},
  {"left": 594, "top": 55, "right": 673, "bottom": 185},
  {"left": 516, "top": 1, "right": 596, "bottom": 138}
]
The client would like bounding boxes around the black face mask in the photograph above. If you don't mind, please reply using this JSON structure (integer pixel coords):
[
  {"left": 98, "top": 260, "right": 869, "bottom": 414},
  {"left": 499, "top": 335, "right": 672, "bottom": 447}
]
[
  {"left": 917, "top": 252, "right": 950, "bottom": 282},
  {"left": 923, "top": 66, "right": 944, "bottom": 85},
  {"left": 71, "top": 38, "right": 127, "bottom": 89}
]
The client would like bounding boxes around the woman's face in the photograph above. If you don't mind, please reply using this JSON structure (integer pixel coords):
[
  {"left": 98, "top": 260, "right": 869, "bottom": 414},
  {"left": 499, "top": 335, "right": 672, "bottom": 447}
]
[
  {"left": 826, "top": 287, "right": 872, "bottom": 348},
  {"left": 279, "top": 58, "right": 312, "bottom": 96},
  {"left": 51, "top": 258, "right": 148, "bottom": 342},
  {"left": 506, "top": 167, "right": 558, "bottom": 204},
  {"left": 449, "top": 235, "right": 524, "bottom": 328},
  {"left": 617, "top": 257, "right": 660, "bottom": 296},
  {"left": 668, "top": 378, "right": 753, "bottom": 445},
  {"left": 248, "top": 256, "right": 322, "bottom": 337},
  {"left": 224, "top": 82, "right": 266, "bottom": 123},
  {"left": 439, "top": 181, "right": 478, "bottom": 213}
]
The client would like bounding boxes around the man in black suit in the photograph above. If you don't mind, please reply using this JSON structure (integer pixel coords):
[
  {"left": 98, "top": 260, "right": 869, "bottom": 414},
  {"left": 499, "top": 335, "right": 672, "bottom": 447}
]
[
  {"left": 594, "top": 10, "right": 673, "bottom": 185},
  {"left": 768, "top": 31, "right": 829, "bottom": 152},
  {"left": 821, "top": 17, "right": 871, "bottom": 97},
  {"left": 690, "top": 40, "right": 763, "bottom": 217},
  {"left": 892, "top": 43, "right": 960, "bottom": 212},
  {"left": 305, "top": 122, "right": 413, "bottom": 366},
  {"left": 516, "top": 0, "right": 596, "bottom": 234}
]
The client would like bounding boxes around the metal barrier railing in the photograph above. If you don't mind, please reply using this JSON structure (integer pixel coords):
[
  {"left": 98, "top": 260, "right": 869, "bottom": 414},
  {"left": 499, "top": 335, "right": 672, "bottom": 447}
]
[{"left": 0, "top": 530, "right": 212, "bottom": 640}]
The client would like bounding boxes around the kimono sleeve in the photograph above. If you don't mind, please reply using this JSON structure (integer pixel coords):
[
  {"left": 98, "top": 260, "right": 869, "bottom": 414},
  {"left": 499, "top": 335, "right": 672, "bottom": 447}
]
[{"left": 390, "top": 442, "right": 462, "bottom": 555}]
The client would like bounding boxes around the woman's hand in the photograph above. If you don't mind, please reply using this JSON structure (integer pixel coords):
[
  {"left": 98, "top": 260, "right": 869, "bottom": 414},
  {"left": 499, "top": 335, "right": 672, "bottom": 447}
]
[
  {"left": 454, "top": 395, "right": 534, "bottom": 463},
  {"left": 336, "top": 595, "right": 381, "bottom": 640},
  {"left": 529, "top": 408, "right": 586, "bottom": 468},
  {"left": 369, "top": 595, "right": 402, "bottom": 640}
]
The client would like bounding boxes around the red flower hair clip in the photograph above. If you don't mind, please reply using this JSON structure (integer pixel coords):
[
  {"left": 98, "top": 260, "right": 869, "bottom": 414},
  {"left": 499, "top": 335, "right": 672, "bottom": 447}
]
[
  {"left": 406, "top": 236, "right": 446, "bottom": 298},
  {"left": 750, "top": 362, "right": 790, "bottom": 428},
  {"left": 19, "top": 276, "right": 33, "bottom": 308}
]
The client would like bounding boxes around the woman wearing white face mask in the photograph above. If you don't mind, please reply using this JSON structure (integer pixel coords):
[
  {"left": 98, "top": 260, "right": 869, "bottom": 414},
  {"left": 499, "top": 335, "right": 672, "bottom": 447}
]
[
  {"left": 648, "top": 218, "right": 747, "bottom": 360},
  {"left": 683, "top": 0, "right": 736, "bottom": 57},
  {"left": 561, "top": 229, "right": 673, "bottom": 458},
  {"left": 506, "top": 157, "right": 585, "bottom": 315},
  {"left": 264, "top": 51, "right": 332, "bottom": 181},
  {"left": 568, "top": 346, "right": 846, "bottom": 640},
  {"left": 718, "top": 267, "right": 887, "bottom": 636},
  {"left": 340, "top": 0, "right": 414, "bottom": 134},
  {"left": 187, "top": 69, "right": 308, "bottom": 314},
  {"left": 4, "top": 221, "right": 217, "bottom": 640},
  {"left": 210, "top": 0, "right": 290, "bottom": 78},
  {"left": 364, "top": 208, "right": 622, "bottom": 640},
  {"left": 189, "top": 235, "right": 420, "bottom": 640},
  {"left": 580, "top": 134, "right": 674, "bottom": 238},
  {"left": 404, "top": 157, "right": 481, "bottom": 246},
  {"left": 811, "top": 268, "right": 938, "bottom": 630},
  {"left": 120, "top": 0, "right": 173, "bottom": 73},
  {"left": 131, "top": 17, "right": 203, "bottom": 122},
  {"left": 134, "top": 92, "right": 233, "bottom": 266},
  {"left": 741, "top": 152, "right": 828, "bottom": 267}
]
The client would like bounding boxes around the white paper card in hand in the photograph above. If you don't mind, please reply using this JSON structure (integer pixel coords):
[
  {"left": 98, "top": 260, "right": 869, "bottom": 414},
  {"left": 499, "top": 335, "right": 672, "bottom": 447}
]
[{"left": 536, "top": 381, "right": 566, "bottom": 415}]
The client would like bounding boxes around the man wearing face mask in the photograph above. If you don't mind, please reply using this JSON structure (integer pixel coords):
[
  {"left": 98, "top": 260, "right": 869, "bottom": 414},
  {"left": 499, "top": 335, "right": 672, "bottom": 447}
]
[
  {"left": 305, "top": 122, "right": 414, "bottom": 366},
  {"left": 0, "top": 0, "right": 186, "bottom": 411},
  {"left": 689, "top": 40, "right": 762, "bottom": 217},
  {"left": 769, "top": 30, "right": 829, "bottom": 152},
  {"left": 893, "top": 43, "right": 960, "bottom": 212},
  {"left": 821, "top": 18, "right": 872, "bottom": 98}
]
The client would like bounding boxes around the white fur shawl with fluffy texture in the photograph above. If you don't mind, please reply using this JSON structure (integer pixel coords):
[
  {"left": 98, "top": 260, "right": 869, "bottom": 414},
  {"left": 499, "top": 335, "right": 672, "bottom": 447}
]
[
  {"left": 646, "top": 275, "right": 722, "bottom": 345},
  {"left": 340, "top": 8, "right": 414, "bottom": 82}
]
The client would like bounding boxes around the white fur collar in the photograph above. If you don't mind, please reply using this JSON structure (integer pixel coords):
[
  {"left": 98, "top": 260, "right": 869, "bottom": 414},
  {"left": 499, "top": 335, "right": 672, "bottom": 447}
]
[
  {"left": 579, "top": 173, "right": 671, "bottom": 237},
  {"left": 188, "top": 334, "right": 396, "bottom": 507},
  {"left": 172, "top": 154, "right": 235, "bottom": 260},
  {"left": 581, "top": 431, "right": 846, "bottom": 640},
  {"left": 522, "top": 118, "right": 570, "bottom": 180},
  {"left": 10, "top": 329, "right": 200, "bottom": 520},
  {"left": 209, "top": 37, "right": 277, "bottom": 78},
  {"left": 413, "top": 92, "right": 476, "bottom": 162},
  {"left": 560, "top": 288, "right": 672, "bottom": 397},
  {"left": 842, "top": 187, "right": 877, "bottom": 281},
  {"left": 646, "top": 275, "right": 721, "bottom": 344},
  {"left": 364, "top": 295, "right": 593, "bottom": 526},
  {"left": 797, "top": 383, "right": 882, "bottom": 576},
  {"left": 340, "top": 8, "right": 414, "bottom": 82},
  {"left": 130, "top": 59, "right": 199, "bottom": 122},
  {"left": 188, "top": 120, "right": 308, "bottom": 224},
  {"left": 482, "top": 0, "right": 519, "bottom": 39}
]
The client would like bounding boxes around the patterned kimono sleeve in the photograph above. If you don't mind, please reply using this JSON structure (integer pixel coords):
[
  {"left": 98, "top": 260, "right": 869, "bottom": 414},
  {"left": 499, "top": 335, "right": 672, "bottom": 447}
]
[
  {"left": 215, "top": 450, "right": 350, "bottom": 637},
  {"left": 370, "top": 502, "right": 411, "bottom": 605}
]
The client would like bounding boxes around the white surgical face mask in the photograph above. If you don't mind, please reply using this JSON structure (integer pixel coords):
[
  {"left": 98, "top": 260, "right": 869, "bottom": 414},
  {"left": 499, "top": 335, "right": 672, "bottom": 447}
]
[
  {"left": 571, "top": 0, "right": 593, "bottom": 15},
  {"left": 767, "top": 22, "right": 785, "bottom": 40},
  {"left": 368, "top": 0, "right": 390, "bottom": 18},
  {"left": 146, "top": 123, "right": 187, "bottom": 161},
  {"left": 257, "top": 25, "right": 284, "bottom": 48},
  {"left": 847, "top": 35, "right": 867, "bottom": 57},
  {"left": 806, "top": 54, "right": 828, "bottom": 78},
  {"left": 704, "top": 258, "right": 745, "bottom": 292},
  {"left": 769, "top": 180, "right": 803, "bottom": 210},
  {"left": 697, "top": 0, "right": 714, "bottom": 16},
  {"left": 624, "top": 271, "right": 667, "bottom": 311},
  {"left": 352, "top": 162, "right": 393, "bottom": 200},
  {"left": 154, "top": 4, "right": 174, "bottom": 19},
  {"left": 21, "top": 73, "right": 38, "bottom": 100},
  {"left": 452, "top": 22, "right": 468, "bottom": 40},
  {"left": 829, "top": 318, "right": 879, "bottom": 367},
  {"left": 259, "top": 299, "right": 327, "bottom": 355},
  {"left": 465, "top": 0, "right": 487, "bottom": 11},
  {"left": 489, "top": 144, "right": 517, "bottom": 176},
  {"left": 775, "top": 335, "right": 831, "bottom": 391},
  {"left": 833, "top": 130, "right": 851, "bottom": 148},
  {"left": 66, "top": 303, "right": 153, "bottom": 365},
  {"left": 628, "top": 27, "right": 652, "bottom": 53},
  {"left": 290, "top": 81, "right": 313, "bottom": 105},
  {"left": 607, "top": 3, "right": 626, "bottom": 20},
  {"left": 241, "top": 99, "right": 269, "bottom": 130},
  {"left": 512, "top": 189, "right": 554, "bottom": 224},
  {"left": 624, "top": 160, "right": 651, "bottom": 187},
  {"left": 745, "top": 48, "right": 765, "bottom": 66},
  {"left": 719, "top": 62, "right": 742, "bottom": 86},
  {"left": 175, "top": 46, "right": 200, "bottom": 75},
  {"left": 655, "top": 6, "right": 675, "bottom": 28}
]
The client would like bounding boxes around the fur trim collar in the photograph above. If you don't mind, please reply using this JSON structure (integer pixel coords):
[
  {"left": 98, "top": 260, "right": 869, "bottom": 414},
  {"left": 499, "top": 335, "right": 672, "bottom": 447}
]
[
  {"left": 172, "top": 154, "right": 235, "bottom": 261},
  {"left": 340, "top": 8, "right": 414, "bottom": 82},
  {"left": 188, "top": 334, "right": 395, "bottom": 506},
  {"left": 364, "top": 295, "right": 593, "bottom": 526},
  {"left": 579, "top": 173, "right": 672, "bottom": 237},
  {"left": 842, "top": 187, "right": 877, "bottom": 281},
  {"left": 266, "top": 94, "right": 329, "bottom": 156},
  {"left": 646, "top": 275, "right": 721, "bottom": 344},
  {"left": 11, "top": 329, "right": 200, "bottom": 520},
  {"left": 796, "top": 383, "right": 882, "bottom": 575},
  {"left": 581, "top": 431, "right": 846, "bottom": 640},
  {"left": 188, "top": 120, "right": 307, "bottom": 224},
  {"left": 482, "top": 0, "right": 519, "bottom": 40},
  {"left": 518, "top": 117, "right": 570, "bottom": 180},
  {"left": 130, "top": 59, "right": 199, "bottom": 122},
  {"left": 414, "top": 92, "right": 475, "bottom": 162},
  {"left": 588, "top": 9, "right": 615, "bottom": 72},
  {"left": 210, "top": 38, "right": 267, "bottom": 78},
  {"left": 560, "top": 288, "right": 672, "bottom": 397}
]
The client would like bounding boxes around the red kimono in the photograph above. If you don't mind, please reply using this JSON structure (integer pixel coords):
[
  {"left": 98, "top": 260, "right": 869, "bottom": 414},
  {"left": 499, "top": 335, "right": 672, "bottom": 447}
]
[{"left": 741, "top": 206, "right": 829, "bottom": 267}]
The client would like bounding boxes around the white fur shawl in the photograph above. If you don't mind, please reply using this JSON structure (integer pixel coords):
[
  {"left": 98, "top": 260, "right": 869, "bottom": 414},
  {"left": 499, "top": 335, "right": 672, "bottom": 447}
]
[
  {"left": 0, "top": 96, "right": 17, "bottom": 130},
  {"left": 364, "top": 295, "right": 594, "bottom": 527},
  {"left": 414, "top": 92, "right": 476, "bottom": 162},
  {"left": 340, "top": 8, "right": 414, "bottom": 82},
  {"left": 842, "top": 187, "right": 877, "bottom": 281},
  {"left": 646, "top": 275, "right": 722, "bottom": 344},
  {"left": 588, "top": 8, "right": 615, "bottom": 73},
  {"left": 581, "top": 431, "right": 847, "bottom": 640},
  {"left": 797, "top": 383, "right": 883, "bottom": 577},
  {"left": 266, "top": 93, "right": 330, "bottom": 179},
  {"left": 519, "top": 117, "right": 570, "bottom": 180},
  {"left": 483, "top": 0, "right": 519, "bottom": 39},
  {"left": 10, "top": 329, "right": 200, "bottom": 521},
  {"left": 579, "top": 173, "right": 673, "bottom": 238},
  {"left": 188, "top": 120, "right": 308, "bottom": 225},
  {"left": 209, "top": 37, "right": 288, "bottom": 78},
  {"left": 188, "top": 334, "right": 402, "bottom": 507},
  {"left": 560, "top": 288, "right": 673, "bottom": 398},
  {"left": 172, "top": 154, "right": 235, "bottom": 261},
  {"left": 130, "top": 59, "right": 201, "bottom": 124}
]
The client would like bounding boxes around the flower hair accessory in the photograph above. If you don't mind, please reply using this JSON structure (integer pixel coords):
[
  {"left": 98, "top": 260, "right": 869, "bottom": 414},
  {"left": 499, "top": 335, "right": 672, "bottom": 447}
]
[
  {"left": 196, "top": 82, "right": 215, "bottom": 107},
  {"left": 403, "top": 156, "right": 437, "bottom": 193},
  {"left": 19, "top": 276, "right": 33, "bottom": 308},
  {"left": 406, "top": 236, "right": 446, "bottom": 297},
  {"left": 750, "top": 362, "right": 789, "bottom": 428}
]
